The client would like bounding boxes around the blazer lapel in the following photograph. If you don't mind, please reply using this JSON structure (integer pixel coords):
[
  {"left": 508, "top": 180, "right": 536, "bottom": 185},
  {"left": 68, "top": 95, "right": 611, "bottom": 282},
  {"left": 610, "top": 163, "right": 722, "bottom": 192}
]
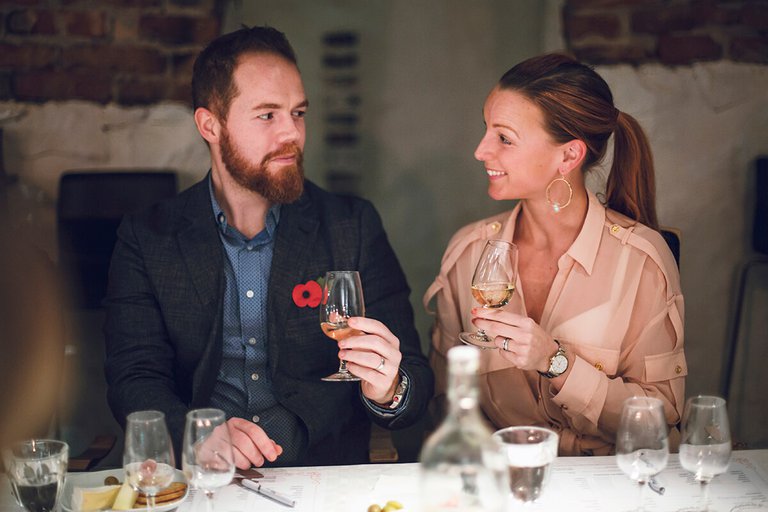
[
  {"left": 268, "top": 189, "right": 319, "bottom": 370},
  {"left": 175, "top": 179, "right": 224, "bottom": 403},
  {"left": 177, "top": 181, "right": 222, "bottom": 308}
]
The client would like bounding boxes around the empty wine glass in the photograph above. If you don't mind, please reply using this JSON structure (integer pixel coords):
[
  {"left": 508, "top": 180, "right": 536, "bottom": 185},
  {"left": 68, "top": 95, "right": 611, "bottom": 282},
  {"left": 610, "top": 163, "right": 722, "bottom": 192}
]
[
  {"left": 458, "top": 240, "right": 518, "bottom": 349},
  {"left": 616, "top": 396, "right": 669, "bottom": 512},
  {"left": 679, "top": 395, "right": 732, "bottom": 511},
  {"left": 124, "top": 410, "right": 176, "bottom": 512},
  {"left": 319, "top": 270, "right": 364, "bottom": 382},
  {"left": 182, "top": 408, "right": 235, "bottom": 512},
  {"left": 5, "top": 439, "right": 68, "bottom": 512}
]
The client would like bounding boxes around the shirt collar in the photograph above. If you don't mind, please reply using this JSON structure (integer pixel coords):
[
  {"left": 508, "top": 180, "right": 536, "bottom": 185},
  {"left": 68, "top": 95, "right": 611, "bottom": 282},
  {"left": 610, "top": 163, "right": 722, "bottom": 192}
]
[
  {"left": 207, "top": 172, "right": 281, "bottom": 241},
  {"left": 565, "top": 190, "right": 605, "bottom": 276},
  {"left": 498, "top": 190, "right": 605, "bottom": 276}
]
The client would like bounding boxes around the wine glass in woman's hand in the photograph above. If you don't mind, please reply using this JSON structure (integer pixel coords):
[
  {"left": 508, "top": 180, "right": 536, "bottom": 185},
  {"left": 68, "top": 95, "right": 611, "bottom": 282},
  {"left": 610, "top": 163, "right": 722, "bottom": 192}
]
[{"left": 459, "top": 239, "right": 518, "bottom": 349}]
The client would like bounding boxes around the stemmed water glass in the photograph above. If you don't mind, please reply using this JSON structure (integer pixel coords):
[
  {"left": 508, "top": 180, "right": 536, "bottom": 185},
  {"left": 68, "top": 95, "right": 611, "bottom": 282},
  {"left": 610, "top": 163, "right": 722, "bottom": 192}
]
[
  {"left": 182, "top": 408, "right": 235, "bottom": 512},
  {"left": 319, "top": 270, "right": 365, "bottom": 382},
  {"left": 616, "top": 396, "right": 669, "bottom": 512},
  {"left": 458, "top": 239, "right": 518, "bottom": 349},
  {"left": 679, "top": 395, "right": 732, "bottom": 511},
  {"left": 124, "top": 410, "right": 176, "bottom": 512}
]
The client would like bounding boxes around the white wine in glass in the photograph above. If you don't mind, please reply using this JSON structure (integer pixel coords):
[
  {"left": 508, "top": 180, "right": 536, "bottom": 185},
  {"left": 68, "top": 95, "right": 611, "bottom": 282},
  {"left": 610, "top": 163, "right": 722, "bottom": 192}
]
[
  {"left": 319, "top": 270, "right": 364, "bottom": 382},
  {"left": 182, "top": 408, "right": 235, "bottom": 512},
  {"left": 124, "top": 410, "right": 176, "bottom": 512},
  {"left": 679, "top": 395, "right": 731, "bottom": 512},
  {"left": 615, "top": 396, "right": 669, "bottom": 512},
  {"left": 459, "top": 240, "right": 518, "bottom": 349}
]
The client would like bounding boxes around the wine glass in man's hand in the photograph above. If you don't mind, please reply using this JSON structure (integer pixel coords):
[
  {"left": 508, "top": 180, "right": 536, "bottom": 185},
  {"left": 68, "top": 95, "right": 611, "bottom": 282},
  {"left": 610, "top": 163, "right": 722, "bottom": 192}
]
[{"left": 319, "top": 270, "right": 365, "bottom": 382}]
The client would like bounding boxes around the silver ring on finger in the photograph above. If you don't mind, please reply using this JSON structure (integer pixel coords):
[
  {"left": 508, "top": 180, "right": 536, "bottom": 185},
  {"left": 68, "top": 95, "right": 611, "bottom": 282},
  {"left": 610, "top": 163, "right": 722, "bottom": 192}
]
[
  {"left": 502, "top": 337, "right": 511, "bottom": 352},
  {"left": 376, "top": 356, "right": 385, "bottom": 371}
]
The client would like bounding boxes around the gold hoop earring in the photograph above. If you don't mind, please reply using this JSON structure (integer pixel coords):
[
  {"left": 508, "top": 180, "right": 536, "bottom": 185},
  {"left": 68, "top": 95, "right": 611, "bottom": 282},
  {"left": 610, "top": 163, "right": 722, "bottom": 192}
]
[{"left": 546, "top": 176, "right": 572, "bottom": 213}]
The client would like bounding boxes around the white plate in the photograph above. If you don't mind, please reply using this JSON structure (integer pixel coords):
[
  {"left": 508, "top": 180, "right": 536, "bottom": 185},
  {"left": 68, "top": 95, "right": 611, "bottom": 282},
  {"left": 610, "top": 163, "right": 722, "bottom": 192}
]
[{"left": 61, "top": 468, "right": 189, "bottom": 512}]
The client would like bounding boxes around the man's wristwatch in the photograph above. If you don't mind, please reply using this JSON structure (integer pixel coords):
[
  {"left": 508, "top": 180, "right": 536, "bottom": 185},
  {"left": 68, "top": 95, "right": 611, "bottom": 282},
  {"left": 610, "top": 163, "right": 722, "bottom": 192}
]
[
  {"left": 388, "top": 373, "right": 409, "bottom": 410},
  {"left": 538, "top": 340, "right": 568, "bottom": 379}
]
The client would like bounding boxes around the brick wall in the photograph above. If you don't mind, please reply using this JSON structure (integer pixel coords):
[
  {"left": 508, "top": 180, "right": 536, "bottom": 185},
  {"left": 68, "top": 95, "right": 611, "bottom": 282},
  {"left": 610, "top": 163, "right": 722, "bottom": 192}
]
[
  {"left": 563, "top": 0, "right": 768, "bottom": 65},
  {"left": 0, "top": 0, "right": 226, "bottom": 105}
]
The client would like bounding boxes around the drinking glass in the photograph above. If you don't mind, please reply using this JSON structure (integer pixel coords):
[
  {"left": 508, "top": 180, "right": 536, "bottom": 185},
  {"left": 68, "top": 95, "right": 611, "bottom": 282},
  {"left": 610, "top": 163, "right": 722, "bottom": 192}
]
[
  {"left": 319, "top": 270, "right": 364, "bottom": 382},
  {"left": 492, "top": 426, "right": 558, "bottom": 504},
  {"left": 124, "top": 410, "right": 176, "bottom": 512},
  {"left": 6, "top": 439, "right": 68, "bottom": 512},
  {"left": 679, "top": 395, "right": 732, "bottom": 511},
  {"left": 182, "top": 408, "right": 235, "bottom": 512},
  {"left": 616, "top": 396, "right": 669, "bottom": 512},
  {"left": 458, "top": 240, "right": 518, "bottom": 349}
]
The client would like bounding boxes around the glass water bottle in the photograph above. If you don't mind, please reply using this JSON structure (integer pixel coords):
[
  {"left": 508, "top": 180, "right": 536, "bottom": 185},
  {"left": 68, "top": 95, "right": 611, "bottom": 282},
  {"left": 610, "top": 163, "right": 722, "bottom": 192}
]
[{"left": 420, "top": 345, "right": 508, "bottom": 511}]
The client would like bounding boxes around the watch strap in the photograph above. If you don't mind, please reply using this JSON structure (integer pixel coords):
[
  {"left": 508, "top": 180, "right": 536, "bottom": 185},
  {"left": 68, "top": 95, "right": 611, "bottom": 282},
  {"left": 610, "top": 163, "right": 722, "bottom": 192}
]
[{"left": 538, "top": 339, "right": 567, "bottom": 379}]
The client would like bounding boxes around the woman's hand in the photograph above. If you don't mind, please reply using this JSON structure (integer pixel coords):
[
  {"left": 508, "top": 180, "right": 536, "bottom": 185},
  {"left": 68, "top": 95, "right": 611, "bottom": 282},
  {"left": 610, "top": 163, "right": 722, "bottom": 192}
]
[
  {"left": 471, "top": 308, "right": 558, "bottom": 372},
  {"left": 337, "top": 316, "right": 402, "bottom": 405}
]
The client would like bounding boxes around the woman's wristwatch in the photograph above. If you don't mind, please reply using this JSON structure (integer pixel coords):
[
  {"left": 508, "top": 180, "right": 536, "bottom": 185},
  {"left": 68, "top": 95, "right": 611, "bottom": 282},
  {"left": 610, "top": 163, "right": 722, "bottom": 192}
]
[{"left": 538, "top": 340, "right": 568, "bottom": 378}]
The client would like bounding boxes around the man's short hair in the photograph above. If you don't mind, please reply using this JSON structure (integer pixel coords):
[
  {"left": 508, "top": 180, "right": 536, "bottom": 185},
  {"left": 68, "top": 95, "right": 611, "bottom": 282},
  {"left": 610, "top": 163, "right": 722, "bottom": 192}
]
[{"left": 192, "top": 25, "right": 297, "bottom": 119}]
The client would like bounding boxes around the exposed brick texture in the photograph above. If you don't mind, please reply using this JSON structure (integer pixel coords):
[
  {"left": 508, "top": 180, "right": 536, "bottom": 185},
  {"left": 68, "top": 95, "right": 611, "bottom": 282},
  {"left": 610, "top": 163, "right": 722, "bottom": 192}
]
[
  {"left": 564, "top": 0, "right": 768, "bottom": 65},
  {"left": 0, "top": 0, "right": 226, "bottom": 104}
]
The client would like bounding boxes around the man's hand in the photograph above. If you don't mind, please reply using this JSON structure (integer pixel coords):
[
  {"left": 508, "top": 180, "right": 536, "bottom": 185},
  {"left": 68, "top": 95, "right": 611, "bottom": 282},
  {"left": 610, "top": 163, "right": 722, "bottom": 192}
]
[
  {"left": 337, "top": 316, "right": 402, "bottom": 405},
  {"left": 226, "top": 417, "right": 283, "bottom": 469}
]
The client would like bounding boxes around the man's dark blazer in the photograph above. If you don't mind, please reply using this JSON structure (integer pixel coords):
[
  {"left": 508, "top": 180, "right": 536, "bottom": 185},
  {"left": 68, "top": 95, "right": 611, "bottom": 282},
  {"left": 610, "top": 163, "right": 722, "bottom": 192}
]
[{"left": 104, "top": 177, "right": 433, "bottom": 466}]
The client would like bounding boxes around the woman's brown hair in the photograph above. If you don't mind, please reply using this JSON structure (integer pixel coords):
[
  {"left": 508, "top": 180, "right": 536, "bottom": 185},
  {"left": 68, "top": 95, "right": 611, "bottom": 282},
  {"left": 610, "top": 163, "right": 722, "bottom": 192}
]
[{"left": 498, "top": 53, "right": 659, "bottom": 230}]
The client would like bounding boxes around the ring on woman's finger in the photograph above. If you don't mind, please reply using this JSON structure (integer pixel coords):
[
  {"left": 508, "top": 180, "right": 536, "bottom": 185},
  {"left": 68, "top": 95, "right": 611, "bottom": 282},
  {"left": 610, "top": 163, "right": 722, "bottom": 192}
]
[
  {"left": 502, "top": 337, "right": 511, "bottom": 352},
  {"left": 376, "top": 357, "right": 385, "bottom": 371}
]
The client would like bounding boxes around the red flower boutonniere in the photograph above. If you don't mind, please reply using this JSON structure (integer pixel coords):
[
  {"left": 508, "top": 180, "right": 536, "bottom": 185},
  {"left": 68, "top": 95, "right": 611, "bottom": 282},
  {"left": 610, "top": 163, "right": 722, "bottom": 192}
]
[{"left": 292, "top": 277, "right": 324, "bottom": 308}]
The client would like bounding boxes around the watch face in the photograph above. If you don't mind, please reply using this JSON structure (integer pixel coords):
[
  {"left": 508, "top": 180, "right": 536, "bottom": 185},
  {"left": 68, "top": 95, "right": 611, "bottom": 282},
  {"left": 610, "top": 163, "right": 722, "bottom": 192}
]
[{"left": 550, "top": 354, "right": 568, "bottom": 375}]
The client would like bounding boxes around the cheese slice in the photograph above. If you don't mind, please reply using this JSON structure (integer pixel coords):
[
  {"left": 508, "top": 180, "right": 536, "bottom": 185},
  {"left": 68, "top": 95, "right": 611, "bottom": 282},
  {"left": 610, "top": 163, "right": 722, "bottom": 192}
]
[
  {"left": 71, "top": 484, "right": 121, "bottom": 511},
  {"left": 112, "top": 482, "right": 138, "bottom": 510}
]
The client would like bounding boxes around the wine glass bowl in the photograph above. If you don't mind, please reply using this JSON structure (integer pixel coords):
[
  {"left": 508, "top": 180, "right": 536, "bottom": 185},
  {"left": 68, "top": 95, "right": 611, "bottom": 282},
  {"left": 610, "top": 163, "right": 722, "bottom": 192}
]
[
  {"left": 6, "top": 439, "right": 68, "bottom": 512},
  {"left": 679, "top": 395, "right": 732, "bottom": 511},
  {"left": 615, "top": 396, "right": 669, "bottom": 512},
  {"left": 182, "top": 408, "right": 234, "bottom": 512},
  {"left": 124, "top": 411, "right": 176, "bottom": 512},
  {"left": 459, "top": 240, "right": 518, "bottom": 349},
  {"left": 319, "top": 270, "right": 365, "bottom": 382}
]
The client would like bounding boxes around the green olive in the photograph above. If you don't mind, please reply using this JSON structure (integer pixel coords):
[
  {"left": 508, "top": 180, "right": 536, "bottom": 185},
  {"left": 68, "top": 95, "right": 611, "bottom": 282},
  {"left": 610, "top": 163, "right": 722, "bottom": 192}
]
[
  {"left": 382, "top": 506, "right": 396, "bottom": 512},
  {"left": 104, "top": 475, "right": 120, "bottom": 486},
  {"left": 384, "top": 501, "right": 404, "bottom": 510},
  {"left": 367, "top": 505, "right": 382, "bottom": 512}
]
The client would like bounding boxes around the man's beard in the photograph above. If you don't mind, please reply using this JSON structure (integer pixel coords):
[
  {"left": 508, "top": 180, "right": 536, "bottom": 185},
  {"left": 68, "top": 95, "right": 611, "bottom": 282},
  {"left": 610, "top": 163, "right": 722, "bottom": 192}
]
[{"left": 219, "top": 127, "right": 305, "bottom": 204}]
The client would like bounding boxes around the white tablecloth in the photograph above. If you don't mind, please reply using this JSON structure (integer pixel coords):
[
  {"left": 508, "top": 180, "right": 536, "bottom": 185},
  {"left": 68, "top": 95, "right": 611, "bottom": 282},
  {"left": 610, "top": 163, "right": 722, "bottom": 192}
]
[{"left": 2, "top": 450, "right": 767, "bottom": 512}]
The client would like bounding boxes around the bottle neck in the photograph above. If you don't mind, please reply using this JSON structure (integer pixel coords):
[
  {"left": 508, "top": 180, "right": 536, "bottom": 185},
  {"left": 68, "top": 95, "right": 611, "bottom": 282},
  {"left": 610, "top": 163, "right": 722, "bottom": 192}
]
[{"left": 447, "top": 369, "right": 482, "bottom": 420}]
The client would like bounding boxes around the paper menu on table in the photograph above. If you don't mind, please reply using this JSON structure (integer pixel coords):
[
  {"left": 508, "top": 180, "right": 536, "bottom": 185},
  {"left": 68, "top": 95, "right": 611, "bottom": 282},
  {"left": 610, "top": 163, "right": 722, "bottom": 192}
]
[
  {"left": 180, "top": 468, "right": 325, "bottom": 512},
  {"left": 540, "top": 455, "right": 768, "bottom": 512}
]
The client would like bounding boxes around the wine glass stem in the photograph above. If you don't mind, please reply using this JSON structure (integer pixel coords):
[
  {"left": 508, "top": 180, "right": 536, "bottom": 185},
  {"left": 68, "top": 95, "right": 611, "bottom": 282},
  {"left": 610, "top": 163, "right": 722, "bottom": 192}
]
[
  {"left": 636, "top": 481, "right": 646, "bottom": 512},
  {"left": 204, "top": 490, "right": 215, "bottom": 512},
  {"left": 147, "top": 494, "right": 156, "bottom": 512},
  {"left": 339, "top": 360, "right": 350, "bottom": 374},
  {"left": 699, "top": 480, "right": 711, "bottom": 512}
]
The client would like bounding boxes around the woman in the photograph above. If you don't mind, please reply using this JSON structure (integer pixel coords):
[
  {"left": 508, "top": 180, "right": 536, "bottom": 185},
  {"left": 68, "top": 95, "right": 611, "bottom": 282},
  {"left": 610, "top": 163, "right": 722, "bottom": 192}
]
[{"left": 424, "top": 54, "right": 685, "bottom": 456}]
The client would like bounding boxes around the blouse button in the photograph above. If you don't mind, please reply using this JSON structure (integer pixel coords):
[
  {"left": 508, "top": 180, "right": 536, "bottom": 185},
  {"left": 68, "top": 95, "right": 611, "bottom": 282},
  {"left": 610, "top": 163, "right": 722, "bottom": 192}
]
[
  {"left": 594, "top": 362, "right": 603, "bottom": 371},
  {"left": 490, "top": 221, "right": 501, "bottom": 233},
  {"left": 675, "top": 365, "right": 683, "bottom": 374},
  {"left": 610, "top": 224, "right": 620, "bottom": 234}
]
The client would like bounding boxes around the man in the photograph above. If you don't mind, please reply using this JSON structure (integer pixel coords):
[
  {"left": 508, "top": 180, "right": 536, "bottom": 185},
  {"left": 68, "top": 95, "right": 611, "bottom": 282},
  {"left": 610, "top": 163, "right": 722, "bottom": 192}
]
[{"left": 104, "top": 26, "right": 433, "bottom": 468}]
